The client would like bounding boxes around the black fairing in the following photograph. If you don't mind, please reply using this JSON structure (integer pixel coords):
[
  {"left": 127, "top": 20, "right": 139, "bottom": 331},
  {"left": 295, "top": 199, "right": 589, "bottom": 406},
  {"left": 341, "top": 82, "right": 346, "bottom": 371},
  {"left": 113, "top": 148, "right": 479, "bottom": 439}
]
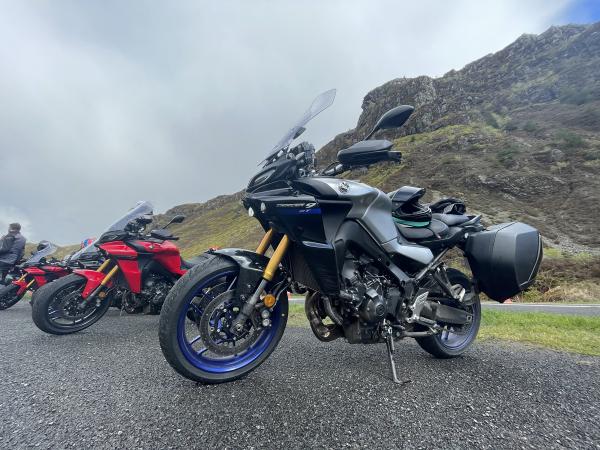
[
  {"left": 247, "top": 158, "right": 297, "bottom": 193},
  {"left": 465, "top": 222, "right": 542, "bottom": 302}
]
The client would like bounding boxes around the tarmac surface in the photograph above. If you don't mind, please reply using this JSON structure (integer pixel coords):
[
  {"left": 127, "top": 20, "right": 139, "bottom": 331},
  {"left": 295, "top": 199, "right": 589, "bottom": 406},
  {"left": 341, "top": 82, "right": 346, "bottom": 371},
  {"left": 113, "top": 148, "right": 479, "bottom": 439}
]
[
  {"left": 1, "top": 301, "right": 599, "bottom": 449},
  {"left": 288, "top": 297, "right": 600, "bottom": 316}
]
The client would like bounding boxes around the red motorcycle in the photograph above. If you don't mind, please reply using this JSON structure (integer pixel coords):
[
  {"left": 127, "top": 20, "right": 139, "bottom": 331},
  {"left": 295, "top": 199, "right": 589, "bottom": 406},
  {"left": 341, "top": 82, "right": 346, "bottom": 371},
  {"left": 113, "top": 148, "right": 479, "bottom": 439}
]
[
  {"left": 32, "top": 201, "right": 201, "bottom": 335},
  {"left": 0, "top": 242, "right": 69, "bottom": 310}
]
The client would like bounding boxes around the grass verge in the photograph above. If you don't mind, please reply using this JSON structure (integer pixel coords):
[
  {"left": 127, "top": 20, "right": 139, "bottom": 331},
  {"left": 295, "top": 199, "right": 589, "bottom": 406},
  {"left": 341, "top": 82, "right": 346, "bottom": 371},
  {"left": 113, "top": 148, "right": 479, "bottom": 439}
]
[
  {"left": 479, "top": 310, "right": 600, "bottom": 356},
  {"left": 287, "top": 304, "right": 600, "bottom": 356}
]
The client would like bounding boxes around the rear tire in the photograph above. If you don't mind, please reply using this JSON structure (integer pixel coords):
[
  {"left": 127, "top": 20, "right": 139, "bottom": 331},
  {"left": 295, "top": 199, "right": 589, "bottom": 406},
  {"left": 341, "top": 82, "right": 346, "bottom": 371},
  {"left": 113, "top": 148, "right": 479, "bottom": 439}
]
[
  {"left": 32, "top": 274, "right": 111, "bottom": 335},
  {"left": 415, "top": 269, "right": 481, "bottom": 358},
  {"left": 0, "top": 284, "right": 24, "bottom": 310},
  {"left": 159, "top": 255, "right": 288, "bottom": 384}
]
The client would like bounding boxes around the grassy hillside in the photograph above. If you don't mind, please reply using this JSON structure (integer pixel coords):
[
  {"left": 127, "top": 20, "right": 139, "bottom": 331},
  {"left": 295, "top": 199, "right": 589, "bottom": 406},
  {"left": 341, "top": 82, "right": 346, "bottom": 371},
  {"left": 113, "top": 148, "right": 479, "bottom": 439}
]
[
  {"left": 45, "top": 23, "right": 600, "bottom": 302},
  {"left": 153, "top": 193, "right": 264, "bottom": 258}
]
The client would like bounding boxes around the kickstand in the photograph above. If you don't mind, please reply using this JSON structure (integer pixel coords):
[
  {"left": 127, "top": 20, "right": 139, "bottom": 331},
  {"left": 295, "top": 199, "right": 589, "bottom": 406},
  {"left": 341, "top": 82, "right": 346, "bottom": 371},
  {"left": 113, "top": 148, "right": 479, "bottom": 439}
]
[{"left": 385, "top": 334, "right": 411, "bottom": 386}]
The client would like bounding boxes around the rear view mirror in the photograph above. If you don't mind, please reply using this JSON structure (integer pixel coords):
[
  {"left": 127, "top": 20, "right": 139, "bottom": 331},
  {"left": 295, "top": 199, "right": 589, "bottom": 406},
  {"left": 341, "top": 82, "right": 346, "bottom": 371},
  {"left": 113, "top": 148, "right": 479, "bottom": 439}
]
[
  {"left": 164, "top": 214, "right": 186, "bottom": 229},
  {"left": 365, "top": 105, "right": 414, "bottom": 139},
  {"left": 171, "top": 214, "right": 185, "bottom": 224}
]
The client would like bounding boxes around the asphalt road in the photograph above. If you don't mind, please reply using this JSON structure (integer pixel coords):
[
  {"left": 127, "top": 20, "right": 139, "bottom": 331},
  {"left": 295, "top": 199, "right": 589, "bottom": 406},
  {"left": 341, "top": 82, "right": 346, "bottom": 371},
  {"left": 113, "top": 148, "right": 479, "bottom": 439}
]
[
  {"left": 481, "top": 302, "right": 600, "bottom": 316},
  {"left": 289, "top": 298, "right": 600, "bottom": 316},
  {"left": 1, "top": 302, "right": 599, "bottom": 449}
]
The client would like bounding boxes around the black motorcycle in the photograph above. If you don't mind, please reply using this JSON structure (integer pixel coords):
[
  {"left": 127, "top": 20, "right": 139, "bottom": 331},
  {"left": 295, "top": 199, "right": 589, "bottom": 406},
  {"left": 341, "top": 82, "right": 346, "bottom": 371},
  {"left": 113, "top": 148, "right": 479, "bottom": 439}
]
[{"left": 159, "top": 90, "right": 542, "bottom": 384}]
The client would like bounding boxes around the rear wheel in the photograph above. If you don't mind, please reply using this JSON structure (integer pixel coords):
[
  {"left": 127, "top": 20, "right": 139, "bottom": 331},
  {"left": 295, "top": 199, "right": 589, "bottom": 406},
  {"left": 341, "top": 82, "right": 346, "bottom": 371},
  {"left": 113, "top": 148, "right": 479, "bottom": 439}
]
[
  {"left": 159, "top": 255, "right": 288, "bottom": 384},
  {"left": 0, "top": 284, "right": 24, "bottom": 310},
  {"left": 31, "top": 274, "right": 111, "bottom": 335},
  {"left": 415, "top": 269, "right": 481, "bottom": 358}
]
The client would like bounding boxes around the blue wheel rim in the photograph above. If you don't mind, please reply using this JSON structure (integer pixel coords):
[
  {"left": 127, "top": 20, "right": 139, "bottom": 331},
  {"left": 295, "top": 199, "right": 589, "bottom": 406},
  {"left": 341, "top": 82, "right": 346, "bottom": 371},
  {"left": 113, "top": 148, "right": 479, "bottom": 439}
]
[
  {"left": 177, "top": 270, "right": 285, "bottom": 373},
  {"left": 437, "top": 301, "right": 480, "bottom": 350}
]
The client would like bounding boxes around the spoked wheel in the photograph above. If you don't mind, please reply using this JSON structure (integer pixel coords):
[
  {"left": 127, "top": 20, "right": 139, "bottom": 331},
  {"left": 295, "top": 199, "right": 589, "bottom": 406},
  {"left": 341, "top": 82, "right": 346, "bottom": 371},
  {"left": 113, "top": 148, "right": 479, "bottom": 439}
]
[
  {"left": 0, "top": 284, "right": 24, "bottom": 311},
  {"left": 416, "top": 268, "right": 481, "bottom": 358},
  {"left": 159, "top": 255, "right": 288, "bottom": 384},
  {"left": 31, "top": 274, "right": 111, "bottom": 335}
]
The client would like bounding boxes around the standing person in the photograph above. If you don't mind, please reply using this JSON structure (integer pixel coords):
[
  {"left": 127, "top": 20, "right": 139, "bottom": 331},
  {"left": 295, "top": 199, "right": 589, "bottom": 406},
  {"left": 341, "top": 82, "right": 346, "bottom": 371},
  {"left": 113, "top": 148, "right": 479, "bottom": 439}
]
[{"left": 0, "top": 223, "right": 27, "bottom": 282}]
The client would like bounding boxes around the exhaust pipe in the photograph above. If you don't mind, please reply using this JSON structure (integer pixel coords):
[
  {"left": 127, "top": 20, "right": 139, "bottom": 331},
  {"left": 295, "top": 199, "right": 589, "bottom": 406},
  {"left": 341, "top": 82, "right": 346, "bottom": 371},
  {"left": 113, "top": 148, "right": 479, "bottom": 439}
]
[{"left": 304, "top": 292, "right": 343, "bottom": 342}]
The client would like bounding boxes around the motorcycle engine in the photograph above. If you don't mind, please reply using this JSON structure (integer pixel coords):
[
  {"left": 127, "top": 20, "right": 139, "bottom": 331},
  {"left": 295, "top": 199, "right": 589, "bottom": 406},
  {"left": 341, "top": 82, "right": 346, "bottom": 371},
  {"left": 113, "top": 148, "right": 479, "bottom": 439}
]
[
  {"left": 141, "top": 275, "right": 172, "bottom": 306},
  {"left": 121, "top": 275, "right": 173, "bottom": 314},
  {"left": 336, "top": 259, "right": 402, "bottom": 344}
]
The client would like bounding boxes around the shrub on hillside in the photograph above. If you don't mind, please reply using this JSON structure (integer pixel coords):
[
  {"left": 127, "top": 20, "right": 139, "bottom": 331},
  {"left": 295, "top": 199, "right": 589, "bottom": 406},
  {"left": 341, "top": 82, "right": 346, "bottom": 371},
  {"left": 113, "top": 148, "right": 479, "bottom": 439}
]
[
  {"left": 523, "top": 121, "right": 540, "bottom": 133},
  {"left": 555, "top": 129, "right": 586, "bottom": 149}
]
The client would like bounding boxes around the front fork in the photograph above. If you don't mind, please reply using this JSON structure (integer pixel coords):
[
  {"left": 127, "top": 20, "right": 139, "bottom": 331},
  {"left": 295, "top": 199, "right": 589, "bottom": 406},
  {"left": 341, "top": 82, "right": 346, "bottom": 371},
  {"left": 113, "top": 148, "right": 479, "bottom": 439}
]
[
  {"left": 80, "top": 259, "right": 120, "bottom": 307},
  {"left": 230, "top": 229, "right": 289, "bottom": 334},
  {"left": 15, "top": 274, "right": 35, "bottom": 295}
]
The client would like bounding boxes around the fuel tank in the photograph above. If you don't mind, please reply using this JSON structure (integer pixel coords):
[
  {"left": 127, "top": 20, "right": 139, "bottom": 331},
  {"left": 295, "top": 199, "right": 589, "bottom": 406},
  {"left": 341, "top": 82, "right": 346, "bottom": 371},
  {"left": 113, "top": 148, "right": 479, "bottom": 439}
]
[{"left": 294, "top": 177, "right": 433, "bottom": 265}]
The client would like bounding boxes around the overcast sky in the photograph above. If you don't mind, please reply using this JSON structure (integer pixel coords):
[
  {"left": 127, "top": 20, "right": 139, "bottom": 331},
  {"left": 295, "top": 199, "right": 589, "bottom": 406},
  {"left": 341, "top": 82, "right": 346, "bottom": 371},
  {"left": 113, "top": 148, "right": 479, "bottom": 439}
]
[{"left": 0, "top": 0, "right": 592, "bottom": 244}]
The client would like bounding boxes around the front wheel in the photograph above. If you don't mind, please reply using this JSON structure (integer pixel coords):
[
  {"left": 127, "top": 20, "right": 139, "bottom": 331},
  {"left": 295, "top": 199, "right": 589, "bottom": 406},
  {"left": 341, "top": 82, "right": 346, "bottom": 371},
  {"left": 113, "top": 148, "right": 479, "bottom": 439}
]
[
  {"left": 0, "top": 284, "right": 24, "bottom": 310},
  {"left": 31, "top": 274, "right": 111, "bottom": 335},
  {"left": 159, "top": 255, "right": 288, "bottom": 384},
  {"left": 415, "top": 268, "right": 481, "bottom": 358}
]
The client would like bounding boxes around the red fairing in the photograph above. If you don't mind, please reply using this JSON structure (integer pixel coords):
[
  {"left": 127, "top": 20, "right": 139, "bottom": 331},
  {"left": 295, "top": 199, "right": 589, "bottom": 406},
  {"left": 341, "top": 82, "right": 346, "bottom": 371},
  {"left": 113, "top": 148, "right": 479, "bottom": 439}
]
[
  {"left": 117, "top": 259, "right": 142, "bottom": 293},
  {"left": 131, "top": 240, "right": 186, "bottom": 276},
  {"left": 99, "top": 242, "right": 137, "bottom": 258},
  {"left": 98, "top": 242, "right": 142, "bottom": 292},
  {"left": 73, "top": 269, "right": 113, "bottom": 299},
  {"left": 23, "top": 266, "right": 70, "bottom": 289},
  {"left": 41, "top": 266, "right": 69, "bottom": 275},
  {"left": 13, "top": 278, "right": 29, "bottom": 296},
  {"left": 24, "top": 267, "right": 48, "bottom": 289},
  {"left": 97, "top": 239, "right": 186, "bottom": 294}
]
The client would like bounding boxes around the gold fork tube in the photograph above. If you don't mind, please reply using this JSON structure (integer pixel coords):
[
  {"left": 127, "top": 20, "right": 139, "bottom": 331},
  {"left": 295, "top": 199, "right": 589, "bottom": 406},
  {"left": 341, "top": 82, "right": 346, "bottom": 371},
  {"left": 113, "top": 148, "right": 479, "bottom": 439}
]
[
  {"left": 100, "top": 266, "right": 119, "bottom": 286},
  {"left": 255, "top": 229, "right": 274, "bottom": 255},
  {"left": 96, "top": 259, "right": 110, "bottom": 273},
  {"left": 263, "top": 235, "right": 289, "bottom": 281},
  {"left": 26, "top": 279, "right": 35, "bottom": 289}
]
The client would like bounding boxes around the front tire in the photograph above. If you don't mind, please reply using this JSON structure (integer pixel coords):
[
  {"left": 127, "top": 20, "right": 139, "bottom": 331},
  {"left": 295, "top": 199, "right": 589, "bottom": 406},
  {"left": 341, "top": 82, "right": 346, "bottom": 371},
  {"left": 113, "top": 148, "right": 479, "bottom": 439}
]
[
  {"left": 415, "top": 268, "right": 481, "bottom": 358},
  {"left": 159, "top": 255, "right": 288, "bottom": 384},
  {"left": 0, "top": 284, "right": 24, "bottom": 310},
  {"left": 32, "top": 274, "right": 111, "bottom": 335}
]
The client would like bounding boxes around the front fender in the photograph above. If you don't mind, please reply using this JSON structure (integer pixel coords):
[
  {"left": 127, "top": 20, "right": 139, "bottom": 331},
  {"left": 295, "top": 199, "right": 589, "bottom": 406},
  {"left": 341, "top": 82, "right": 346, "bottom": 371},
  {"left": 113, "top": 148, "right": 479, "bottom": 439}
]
[
  {"left": 13, "top": 279, "right": 29, "bottom": 296},
  {"left": 210, "top": 248, "right": 286, "bottom": 297},
  {"left": 72, "top": 269, "right": 112, "bottom": 298}
]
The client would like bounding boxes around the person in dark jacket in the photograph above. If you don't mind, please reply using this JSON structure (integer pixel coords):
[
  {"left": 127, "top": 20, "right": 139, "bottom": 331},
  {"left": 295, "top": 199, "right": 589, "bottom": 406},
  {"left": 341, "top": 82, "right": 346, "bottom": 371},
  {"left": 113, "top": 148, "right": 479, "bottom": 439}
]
[{"left": 0, "top": 223, "right": 27, "bottom": 282}]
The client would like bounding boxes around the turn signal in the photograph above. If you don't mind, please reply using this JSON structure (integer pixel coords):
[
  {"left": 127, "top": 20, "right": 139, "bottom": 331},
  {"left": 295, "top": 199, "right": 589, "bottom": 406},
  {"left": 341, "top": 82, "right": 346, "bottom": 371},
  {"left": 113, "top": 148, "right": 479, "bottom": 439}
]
[{"left": 263, "top": 294, "right": 276, "bottom": 308}]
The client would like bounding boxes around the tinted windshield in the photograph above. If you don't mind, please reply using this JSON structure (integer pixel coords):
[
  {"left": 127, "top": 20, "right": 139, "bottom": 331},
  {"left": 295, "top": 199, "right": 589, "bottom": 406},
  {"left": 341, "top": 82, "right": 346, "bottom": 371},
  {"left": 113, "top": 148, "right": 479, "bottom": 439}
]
[
  {"left": 25, "top": 243, "right": 58, "bottom": 265},
  {"left": 262, "top": 89, "right": 336, "bottom": 164},
  {"left": 69, "top": 201, "right": 154, "bottom": 262}
]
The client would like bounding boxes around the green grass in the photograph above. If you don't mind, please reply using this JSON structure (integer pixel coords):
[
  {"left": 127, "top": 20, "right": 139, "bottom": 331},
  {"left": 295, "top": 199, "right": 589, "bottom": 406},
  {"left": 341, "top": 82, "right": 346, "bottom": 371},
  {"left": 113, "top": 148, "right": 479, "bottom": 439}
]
[
  {"left": 479, "top": 310, "right": 600, "bottom": 356},
  {"left": 287, "top": 304, "right": 600, "bottom": 356}
]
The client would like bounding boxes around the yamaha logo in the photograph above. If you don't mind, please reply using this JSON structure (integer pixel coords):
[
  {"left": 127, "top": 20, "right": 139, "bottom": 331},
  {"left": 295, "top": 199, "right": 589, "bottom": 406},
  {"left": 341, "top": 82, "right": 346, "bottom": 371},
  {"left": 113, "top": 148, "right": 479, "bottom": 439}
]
[{"left": 338, "top": 181, "right": 350, "bottom": 193}]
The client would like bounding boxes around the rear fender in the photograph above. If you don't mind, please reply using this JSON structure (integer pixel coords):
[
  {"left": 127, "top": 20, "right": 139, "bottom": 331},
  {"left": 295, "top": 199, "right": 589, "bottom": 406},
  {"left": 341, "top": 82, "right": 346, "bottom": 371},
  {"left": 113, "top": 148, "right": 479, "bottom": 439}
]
[
  {"left": 210, "top": 248, "right": 286, "bottom": 297},
  {"left": 73, "top": 269, "right": 113, "bottom": 299}
]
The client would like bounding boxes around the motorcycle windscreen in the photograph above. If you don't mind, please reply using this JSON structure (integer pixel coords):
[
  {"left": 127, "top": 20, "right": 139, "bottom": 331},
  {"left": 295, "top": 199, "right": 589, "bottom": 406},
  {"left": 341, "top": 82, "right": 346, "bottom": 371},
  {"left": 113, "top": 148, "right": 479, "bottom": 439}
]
[
  {"left": 24, "top": 243, "right": 58, "bottom": 265},
  {"left": 68, "top": 200, "right": 154, "bottom": 263},
  {"left": 465, "top": 222, "right": 542, "bottom": 302},
  {"left": 260, "top": 89, "right": 336, "bottom": 165}
]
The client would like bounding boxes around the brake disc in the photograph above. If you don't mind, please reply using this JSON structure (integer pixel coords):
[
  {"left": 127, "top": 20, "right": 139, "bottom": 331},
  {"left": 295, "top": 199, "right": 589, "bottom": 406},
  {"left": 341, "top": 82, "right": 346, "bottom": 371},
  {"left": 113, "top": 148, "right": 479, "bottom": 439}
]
[{"left": 199, "top": 290, "right": 261, "bottom": 356}]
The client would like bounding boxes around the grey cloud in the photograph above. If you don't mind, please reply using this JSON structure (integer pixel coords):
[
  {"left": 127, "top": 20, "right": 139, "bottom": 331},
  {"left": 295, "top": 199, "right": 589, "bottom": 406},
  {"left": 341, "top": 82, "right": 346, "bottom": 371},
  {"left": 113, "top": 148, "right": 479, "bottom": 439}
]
[{"left": 0, "top": 0, "right": 570, "bottom": 244}]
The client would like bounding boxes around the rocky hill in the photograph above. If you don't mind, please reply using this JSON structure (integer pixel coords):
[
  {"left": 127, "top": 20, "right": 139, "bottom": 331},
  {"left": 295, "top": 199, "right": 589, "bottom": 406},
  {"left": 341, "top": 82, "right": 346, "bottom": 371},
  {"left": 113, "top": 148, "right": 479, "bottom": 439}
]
[{"left": 163, "top": 22, "right": 600, "bottom": 258}]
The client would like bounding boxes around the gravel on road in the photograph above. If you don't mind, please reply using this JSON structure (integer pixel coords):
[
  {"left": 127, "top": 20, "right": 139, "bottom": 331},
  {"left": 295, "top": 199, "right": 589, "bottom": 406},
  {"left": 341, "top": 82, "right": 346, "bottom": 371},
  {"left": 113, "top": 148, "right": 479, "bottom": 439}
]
[{"left": 1, "top": 302, "right": 599, "bottom": 449}]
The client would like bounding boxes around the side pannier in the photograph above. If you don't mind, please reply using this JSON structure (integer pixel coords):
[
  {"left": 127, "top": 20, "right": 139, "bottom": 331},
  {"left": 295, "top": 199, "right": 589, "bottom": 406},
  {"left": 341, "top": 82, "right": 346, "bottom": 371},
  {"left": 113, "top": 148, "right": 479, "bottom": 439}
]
[{"left": 465, "top": 222, "right": 542, "bottom": 302}]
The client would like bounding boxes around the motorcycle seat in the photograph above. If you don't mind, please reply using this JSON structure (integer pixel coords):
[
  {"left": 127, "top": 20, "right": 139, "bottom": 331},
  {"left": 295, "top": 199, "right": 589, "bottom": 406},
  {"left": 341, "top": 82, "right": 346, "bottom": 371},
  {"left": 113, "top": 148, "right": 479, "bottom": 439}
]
[
  {"left": 396, "top": 218, "right": 449, "bottom": 241},
  {"left": 432, "top": 213, "right": 470, "bottom": 226},
  {"left": 180, "top": 256, "right": 207, "bottom": 270}
]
